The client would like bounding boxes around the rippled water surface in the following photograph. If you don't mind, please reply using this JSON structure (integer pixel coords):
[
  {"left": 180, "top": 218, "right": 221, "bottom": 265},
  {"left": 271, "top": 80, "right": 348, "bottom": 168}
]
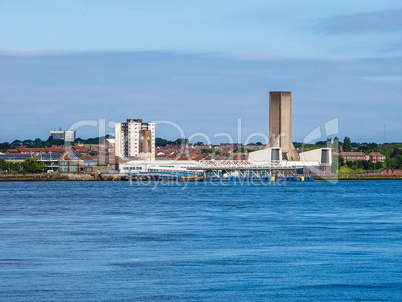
[{"left": 1, "top": 181, "right": 401, "bottom": 301}]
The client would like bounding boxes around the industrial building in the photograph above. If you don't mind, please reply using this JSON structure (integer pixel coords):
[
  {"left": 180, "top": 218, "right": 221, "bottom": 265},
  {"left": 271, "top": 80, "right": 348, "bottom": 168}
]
[
  {"left": 116, "top": 91, "right": 331, "bottom": 178},
  {"left": 50, "top": 130, "right": 76, "bottom": 142},
  {"left": 115, "top": 119, "right": 155, "bottom": 160}
]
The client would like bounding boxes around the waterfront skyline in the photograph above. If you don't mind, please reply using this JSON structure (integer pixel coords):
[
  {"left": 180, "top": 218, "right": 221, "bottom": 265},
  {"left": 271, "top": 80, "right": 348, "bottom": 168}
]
[{"left": 1, "top": 1, "right": 401, "bottom": 143}]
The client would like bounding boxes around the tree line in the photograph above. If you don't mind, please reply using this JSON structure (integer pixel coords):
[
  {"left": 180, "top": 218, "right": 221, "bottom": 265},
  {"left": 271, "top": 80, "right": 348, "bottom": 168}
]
[
  {"left": 0, "top": 135, "right": 116, "bottom": 152},
  {"left": 330, "top": 137, "right": 402, "bottom": 172}
]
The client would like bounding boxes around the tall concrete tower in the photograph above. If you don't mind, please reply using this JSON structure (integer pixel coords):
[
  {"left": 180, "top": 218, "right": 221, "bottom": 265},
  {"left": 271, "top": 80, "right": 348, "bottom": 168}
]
[{"left": 268, "top": 91, "right": 299, "bottom": 161}]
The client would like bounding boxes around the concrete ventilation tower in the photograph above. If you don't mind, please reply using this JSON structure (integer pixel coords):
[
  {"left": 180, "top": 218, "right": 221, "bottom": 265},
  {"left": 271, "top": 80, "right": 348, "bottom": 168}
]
[{"left": 268, "top": 91, "right": 300, "bottom": 161}]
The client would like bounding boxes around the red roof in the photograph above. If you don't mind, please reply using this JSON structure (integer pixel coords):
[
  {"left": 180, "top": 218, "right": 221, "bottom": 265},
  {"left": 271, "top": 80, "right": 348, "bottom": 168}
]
[
  {"left": 368, "top": 152, "right": 385, "bottom": 157},
  {"left": 44, "top": 147, "right": 65, "bottom": 153},
  {"left": 340, "top": 151, "right": 367, "bottom": 157},
  {"left": 18, "top": 148, "right": 45, "bottom": 152}
]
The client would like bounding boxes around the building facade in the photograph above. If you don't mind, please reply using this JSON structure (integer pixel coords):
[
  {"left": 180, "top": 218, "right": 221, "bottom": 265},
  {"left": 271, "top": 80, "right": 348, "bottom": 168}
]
[
  {"left": 339, "top": 151, "right": 368, "bottom": 162},
  {"left": 368, "top": 152, "right": 386, "bottom": 163},
  {"left": 115, "top": 119, "right": 155, "bottom": 160},
  {"left": 50, "top": 130, "right": 76, "bottom": 142}
]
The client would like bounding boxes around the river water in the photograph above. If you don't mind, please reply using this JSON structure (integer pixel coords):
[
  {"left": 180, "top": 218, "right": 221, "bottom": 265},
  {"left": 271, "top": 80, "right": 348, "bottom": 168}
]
[{"left": 1, "top": 181, "right": 401, "bottom": 301}]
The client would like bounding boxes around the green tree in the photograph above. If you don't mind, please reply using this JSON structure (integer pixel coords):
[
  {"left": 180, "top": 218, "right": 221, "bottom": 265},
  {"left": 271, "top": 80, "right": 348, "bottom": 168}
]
[
  {"left": 46, "top": 136, "right": 64, "bottom": 146},
  {"left": 343, "top": 137, "right": 352, "bottom": 152},
  {"left": 385, "top": 157, "right": 398, "bottom": 170},
  {"left": 201, "top": 147, "right": 213, "bottom": 154},
  {"left": 0, "top": 158, "right": 8, "bottom": 171},
  {"left": 361, "top": 160, "right": 369, "bottom": 170},
  {"left": 0, "top": 142, "right": 11, "bottom": 152},
  {"left": 340, "top": 156, "right": 344, "bottom": 166},
  {"left": 21, "top": 158, "right": 46, "bottom": 173},
  {"left": 1, "top": 161, "right": 22, "bottom": 173},
  {"left": 22, "top": 139, "right": 34, "bottom": 146},
  {"left": 331, "top": 155, "right": 340, "bottom": 173},
  {"left": 33, "top": 138, "right": 43, "bottom": 147},
  {"left": 346, "top": 160, "right": 355, "bottom": 168},
  {"left": 155, "top": 137, "right": 170, "bottom": 147},
  {"left": 331, "top": 155, "right": 344, "bottom": 173},
  {"left": 12, "top": 162, "right": 21, "bottom": 173},
  {"left": 232, "top": 146, "right": 257, "bottom": 153},
  {"left": 332, "top": 137, "right": 339, "bottom": 152},
  {"left": 174, "top": 138, "right": 189, "bottom": 145},
  {"left": 232, "top": 146, "right": 247, "bottom": 153},
  {"left": 379, "top": 145, "right": 402, "bottom": 170},
  {"left": 11, "top": 139, "right": 22, "bottom": 146},
  {"left": 301, "top": 144, "right": 321, "bottom": 150},
  {"left": 366, "top": 160, "right": 375, "bottom": 171}
]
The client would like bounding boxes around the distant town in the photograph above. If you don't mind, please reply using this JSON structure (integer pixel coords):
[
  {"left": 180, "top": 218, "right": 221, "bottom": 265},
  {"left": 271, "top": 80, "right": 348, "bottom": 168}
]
[
  {"left": 1, "top": 127, "right": 401, "bottom": 177},
  {"left": 0, "top": 91, "right": 401, "bottom": 179}
]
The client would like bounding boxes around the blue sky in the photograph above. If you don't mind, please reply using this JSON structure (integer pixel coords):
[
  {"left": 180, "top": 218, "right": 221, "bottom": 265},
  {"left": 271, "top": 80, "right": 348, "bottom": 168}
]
[{"left": 0, "top": 0, "right": 401, "bottom": 143}]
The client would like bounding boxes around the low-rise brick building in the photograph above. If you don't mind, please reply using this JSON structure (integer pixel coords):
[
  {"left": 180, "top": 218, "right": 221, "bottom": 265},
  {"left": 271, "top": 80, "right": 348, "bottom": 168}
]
[
  {"left": 339, "top": 151, "right": 368, "bottom": 162},
  {"left": 368, "top": 152, "right": 386, "bottom": 163}
]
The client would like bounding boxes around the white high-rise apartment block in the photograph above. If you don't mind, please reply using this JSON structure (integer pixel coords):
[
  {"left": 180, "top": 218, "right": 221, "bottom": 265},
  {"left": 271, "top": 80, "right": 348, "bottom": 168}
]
[
  {"left": 115, "top": 119, "right": 155, "bottom": 160},
  {"left": 50, "top": 130, "right": 76, "bottom": 142}
]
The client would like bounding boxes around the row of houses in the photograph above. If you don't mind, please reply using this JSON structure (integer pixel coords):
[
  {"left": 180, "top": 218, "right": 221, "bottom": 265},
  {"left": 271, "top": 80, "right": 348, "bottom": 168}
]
[
  {"left": 7, "top": 139, "right": 115, "bottom": 156},
  {"left": 334, "top": 151, "right": 386, "bottom": 163},
  {"left": 8, "top": 145, "right": 66, "bottom": 155}
]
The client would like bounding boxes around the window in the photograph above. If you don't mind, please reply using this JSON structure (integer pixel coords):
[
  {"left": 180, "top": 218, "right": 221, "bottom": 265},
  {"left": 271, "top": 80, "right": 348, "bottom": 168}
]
[
  {"left": 70, "top": 167, "right": 78, "bottom": 173},
  {"left": 60, "top": 167, "right": 68, "bottom": 173}
]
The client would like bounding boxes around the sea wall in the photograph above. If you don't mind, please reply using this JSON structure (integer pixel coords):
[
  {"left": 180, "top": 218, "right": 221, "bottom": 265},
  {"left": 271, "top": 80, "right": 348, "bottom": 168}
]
[
  {"left": 0, "top": 173, "right": 400, "bottom": 182},
  {"left": 316, "top": 174, "right": 401, "bottom": 181},
  {"left": 0, "top": 173, "right": 96, "bottom": 181}
]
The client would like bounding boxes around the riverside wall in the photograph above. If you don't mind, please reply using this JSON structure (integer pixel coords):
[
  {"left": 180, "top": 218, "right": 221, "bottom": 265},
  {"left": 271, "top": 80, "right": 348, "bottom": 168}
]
[
  {"left": 0, "top": 173, "right": 400, "bottom": 182},
  {"left": 0, "top": 173, "right": 96, "bottom": 181}
]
